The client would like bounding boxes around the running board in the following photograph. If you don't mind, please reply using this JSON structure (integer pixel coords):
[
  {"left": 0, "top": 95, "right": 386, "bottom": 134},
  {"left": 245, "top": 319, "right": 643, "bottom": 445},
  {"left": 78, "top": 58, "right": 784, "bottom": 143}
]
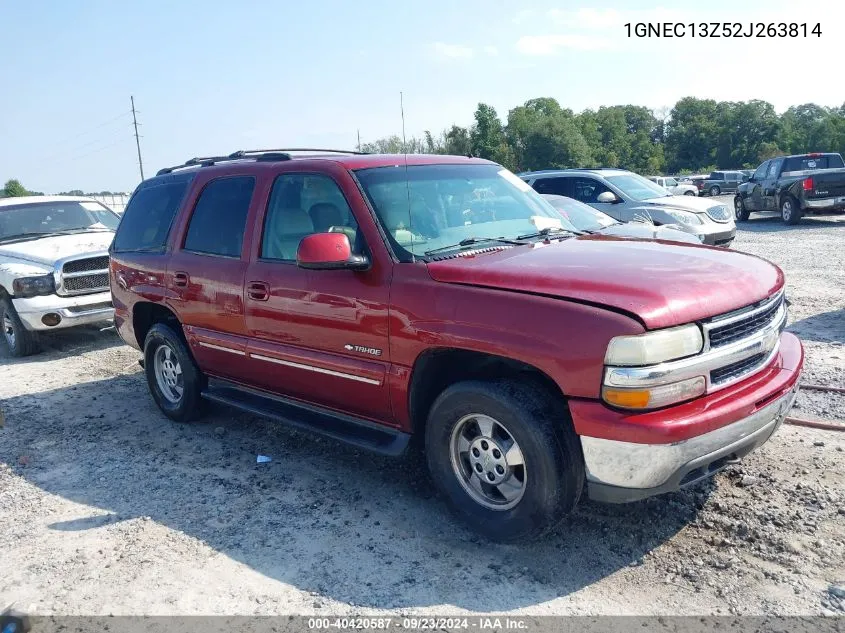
[{"left": 201, "top": 379, "right": 410, "bottom": 457}]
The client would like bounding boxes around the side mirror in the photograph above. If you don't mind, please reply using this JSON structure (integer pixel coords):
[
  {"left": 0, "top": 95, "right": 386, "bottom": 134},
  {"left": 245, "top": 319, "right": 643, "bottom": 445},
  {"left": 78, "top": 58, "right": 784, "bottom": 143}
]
[
  {"left": 596, "top": 191, "right": 620, "bottom": 204},
  {"left": 296, "top": 233, "right": 369, "bottom": 271}
]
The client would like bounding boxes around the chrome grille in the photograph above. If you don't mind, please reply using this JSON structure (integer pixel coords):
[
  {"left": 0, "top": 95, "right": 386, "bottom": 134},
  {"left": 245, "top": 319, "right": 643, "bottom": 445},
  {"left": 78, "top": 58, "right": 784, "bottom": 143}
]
[
  {"left": 707, "top": 293, "right": 785, "bottom": 348},
  {"left": 710, "top": 353, "right": 767, "bottom": 385},
  {"left": 64, "top": 273, "right": 109, "bottom": 292},
  {"left": 63, "top": 256, "right": 109, "bottom": 274},
  {"left": 57, "top": 254, "right": 110, "bottom": 296},
  {"left": 706, "top": 205, "right": 732, "bottom": 223}
]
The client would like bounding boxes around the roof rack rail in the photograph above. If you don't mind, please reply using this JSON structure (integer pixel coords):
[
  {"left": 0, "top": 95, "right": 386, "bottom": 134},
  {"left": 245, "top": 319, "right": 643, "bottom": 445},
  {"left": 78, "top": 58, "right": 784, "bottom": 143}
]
[
  {"left": 233, "top": 148, "right": 368, "bottom": 155},
  {"left": 155, "top": 148, "right": 367, "bottom": 176}
]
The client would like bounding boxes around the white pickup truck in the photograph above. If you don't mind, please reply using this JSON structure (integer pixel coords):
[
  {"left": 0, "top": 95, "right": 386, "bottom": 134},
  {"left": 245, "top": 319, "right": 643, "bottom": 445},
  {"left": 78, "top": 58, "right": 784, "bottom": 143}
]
[{"left": 0, "top": 196, "right": 120, "bottom": 356}]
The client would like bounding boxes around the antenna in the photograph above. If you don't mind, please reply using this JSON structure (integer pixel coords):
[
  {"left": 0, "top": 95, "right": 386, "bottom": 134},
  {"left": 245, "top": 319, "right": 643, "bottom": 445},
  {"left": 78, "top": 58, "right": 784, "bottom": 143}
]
[{"left": 400, "top": 91, "right": 414, "bottom": 259}]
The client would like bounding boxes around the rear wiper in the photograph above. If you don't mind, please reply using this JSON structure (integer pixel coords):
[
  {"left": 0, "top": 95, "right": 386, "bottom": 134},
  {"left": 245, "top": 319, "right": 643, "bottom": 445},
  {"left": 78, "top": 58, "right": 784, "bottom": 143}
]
[{"left": 516, "top": 226, "right": 583, "bottom": 240}]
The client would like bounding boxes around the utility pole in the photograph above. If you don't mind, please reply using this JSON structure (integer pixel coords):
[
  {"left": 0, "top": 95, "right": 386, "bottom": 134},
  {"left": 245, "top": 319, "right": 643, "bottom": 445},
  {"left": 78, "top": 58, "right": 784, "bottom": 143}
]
[
  {"left": 130, "top": 95, "right": 144, "bottom": 181},
  {"left": 357, "top": 129, "right": 361, "bottom": 152}
]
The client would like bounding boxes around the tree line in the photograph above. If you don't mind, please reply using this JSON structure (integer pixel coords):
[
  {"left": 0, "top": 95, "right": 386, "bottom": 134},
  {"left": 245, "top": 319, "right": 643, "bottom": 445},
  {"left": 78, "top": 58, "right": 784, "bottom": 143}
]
[
  {"left": 0, "top": 179, "right": 120, "bottom": 198},
  {"left": 360, "top": 97, "right": 845, "bottom": 175}
]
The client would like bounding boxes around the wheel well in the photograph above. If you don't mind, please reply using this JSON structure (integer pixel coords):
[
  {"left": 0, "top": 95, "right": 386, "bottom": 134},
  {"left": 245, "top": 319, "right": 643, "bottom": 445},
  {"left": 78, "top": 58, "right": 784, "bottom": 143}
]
[
  {"left": 408, "top": 348, "right": 565, "bottom": 435},
  {"left": 133, "top": 302, "right": 181, "bottom": 348}
]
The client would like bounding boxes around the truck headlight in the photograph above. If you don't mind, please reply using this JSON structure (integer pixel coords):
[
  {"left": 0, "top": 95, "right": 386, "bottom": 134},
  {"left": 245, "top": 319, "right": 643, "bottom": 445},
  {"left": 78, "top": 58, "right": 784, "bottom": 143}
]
[
  {"left": 665, "top": 210, "right": 703, "bottom": 226},
  {"left": 604, "top": 324, "right": 703, "bottom": 366},
  {"left": 12, "top": 274, "right": 56, "bottom": 298},
  {"left": 603, "top": 376, "right": 706, "bottom": 410}
]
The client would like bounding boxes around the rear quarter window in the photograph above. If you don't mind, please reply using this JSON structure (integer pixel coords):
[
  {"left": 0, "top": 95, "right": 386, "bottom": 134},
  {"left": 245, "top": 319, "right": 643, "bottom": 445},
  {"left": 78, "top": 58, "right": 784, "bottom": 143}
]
[
  {"left": 783, "top": 155, "right": 845, "bottom": 172},
  {"left": 112, "top": 179, "right": 190, "bottom": 252}
]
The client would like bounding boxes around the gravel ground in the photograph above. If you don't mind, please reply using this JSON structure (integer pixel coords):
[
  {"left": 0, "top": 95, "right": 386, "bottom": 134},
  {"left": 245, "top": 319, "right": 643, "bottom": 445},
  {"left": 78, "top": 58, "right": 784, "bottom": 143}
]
[{"left": 1, "top": 207, "right": 844, "bottom": 616}]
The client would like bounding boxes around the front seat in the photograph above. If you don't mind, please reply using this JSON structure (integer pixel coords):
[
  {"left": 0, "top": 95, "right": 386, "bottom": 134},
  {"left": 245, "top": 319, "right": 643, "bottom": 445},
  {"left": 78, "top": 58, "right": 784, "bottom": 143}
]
[
  {"left": 264, "top": 208, "right": 314, "bottom": 260},
  {"left": 309, "top": 202, "right": 343, "bottom": 232}
]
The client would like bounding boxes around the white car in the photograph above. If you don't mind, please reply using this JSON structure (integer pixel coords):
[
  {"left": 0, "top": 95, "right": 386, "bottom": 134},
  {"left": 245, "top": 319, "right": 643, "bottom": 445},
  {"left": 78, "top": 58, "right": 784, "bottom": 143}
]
[
  {"left": 649, "top": 176, "right": 698, "bottom": 196},
  {"left": 0, "top": 196, "right": 119, "bottom": 356}
]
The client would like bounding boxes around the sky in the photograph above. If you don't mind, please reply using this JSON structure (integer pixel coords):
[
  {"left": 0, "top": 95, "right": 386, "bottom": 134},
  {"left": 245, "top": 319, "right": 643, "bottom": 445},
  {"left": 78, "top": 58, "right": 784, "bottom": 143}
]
[{"left": 2, "top": 0, "right": 843, "bottom": 193}]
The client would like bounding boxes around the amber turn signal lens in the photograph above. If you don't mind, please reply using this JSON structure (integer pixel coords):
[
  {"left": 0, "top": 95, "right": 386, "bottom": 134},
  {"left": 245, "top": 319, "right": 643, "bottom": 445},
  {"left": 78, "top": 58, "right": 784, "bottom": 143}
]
[{"left": 602, "top": 388, "right": 651, "bottom": 409}]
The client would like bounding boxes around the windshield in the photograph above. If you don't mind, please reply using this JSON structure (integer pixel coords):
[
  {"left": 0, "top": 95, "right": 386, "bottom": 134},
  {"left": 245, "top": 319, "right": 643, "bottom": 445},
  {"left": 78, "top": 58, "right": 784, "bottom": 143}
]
[
  {"left": 0, "top": 200, "right": 120, "bottom": 243},
  {"left": 354, "top": 164, "right": 579, "bottom": 258},
  {"left": 541, "top": 195, "right": 617, "bottom": 232},
  {"left": 605, "top": 173, "right": 672, "bottom": 201}
]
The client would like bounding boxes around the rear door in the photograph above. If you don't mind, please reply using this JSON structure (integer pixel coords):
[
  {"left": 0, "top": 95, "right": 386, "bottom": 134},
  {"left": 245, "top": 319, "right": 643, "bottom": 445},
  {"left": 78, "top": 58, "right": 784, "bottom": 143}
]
[
  {"left": 242, "top": 163, "right": 394, "bottom": 422},
  {"left": 724, "top": 172, "right": 741, "bottom": 192},
  {"left": 166, "top": 174, "right": 257, "bottom": 383}
]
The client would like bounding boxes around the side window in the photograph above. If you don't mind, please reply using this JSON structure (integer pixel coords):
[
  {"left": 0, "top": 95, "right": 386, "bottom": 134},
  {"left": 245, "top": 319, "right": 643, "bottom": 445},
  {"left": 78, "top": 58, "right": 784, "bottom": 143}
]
[
  {"left": 571, "top": 178, "right": 611, "bottom": 203},
  {"left": 261, "top": 173, "right": 360, "bottom": 261},
  {"left": 531, "top": 177, "right": 571, "bottom": 196},
  {"left": 111, "top": 179, "right": 189, "bottom": 252},
  {"left": 665, "top": 178, "right": 678, "bottom": 187},
  {"left": 753, "top": 162, "right": 769, "bottom": 180},
  {"left": 767, "top": 159, "right": 781, "bottom": 179},
  {"left": 183, "top": 176, "right": 255, "bottom": 257}
]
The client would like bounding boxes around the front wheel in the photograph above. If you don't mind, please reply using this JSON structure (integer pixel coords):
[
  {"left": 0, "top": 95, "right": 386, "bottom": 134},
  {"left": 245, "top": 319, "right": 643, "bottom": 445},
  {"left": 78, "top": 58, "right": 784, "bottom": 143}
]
[
  {"left": 144, "top": 323, "right": 205, "bottom": 422},
  {"left": 734, "top": 196, "right": 751, "bottom": 221},
  {"left": 0, "top": 296, "right": 39, "bottom": 357},
  {"left": 425, "top": 380, "right": 584, "bottom": 542},
  {"left": 684, "top": 190, "right": 696, "bottom": 196},
  {"left": 781, "top": 196, "right": 803, "bottom": 225},
  {"left": 709, "top": 185, "right": 721, "bottom": 197}
]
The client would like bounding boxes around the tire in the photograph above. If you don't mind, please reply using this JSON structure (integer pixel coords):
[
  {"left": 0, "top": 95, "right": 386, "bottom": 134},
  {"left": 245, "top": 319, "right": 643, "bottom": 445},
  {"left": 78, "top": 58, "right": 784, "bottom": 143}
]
[
  {"left": 734, "top": 196, "right": 751, "bottom": 222},
  {"left": 143, "top": 322, "right": 205, "bottom": 422},
  {"left": 684, "top": 190, "right": 696, "bottom": 196},
  {"left": 781, "top": 196, "right": 802, "bottom": 225},
  {"left": 0, "top": 296, "right": 39, "bottom": 357},
  {"left": 709, "top": 185, "right": 721, "bottom": 197},
  {"left": 424, "top": 379, "right": 584, "bottom": 542}
]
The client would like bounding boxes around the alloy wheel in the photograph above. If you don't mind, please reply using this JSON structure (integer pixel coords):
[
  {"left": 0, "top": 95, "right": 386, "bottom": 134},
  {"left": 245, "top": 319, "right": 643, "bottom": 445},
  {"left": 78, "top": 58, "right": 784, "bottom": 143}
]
[{"left": 449, "top": 413, "right": 526, "bottom": 510}]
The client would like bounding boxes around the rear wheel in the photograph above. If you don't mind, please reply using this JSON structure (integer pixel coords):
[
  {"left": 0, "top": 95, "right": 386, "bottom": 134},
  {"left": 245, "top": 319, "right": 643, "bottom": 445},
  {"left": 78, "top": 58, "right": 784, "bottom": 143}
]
[
  {"left": 425, "top": 379, "right": 583, "bottom": 542},
  {"left": 144, "top": 323, "right": 205, "bottom": 422},
  {"left": 734, "top": 196, "right": 751, "bottom": 221},
  {"left": 0, "top": 296, "right": 39, "bottom": 357},
  {"left": 781, "top": 196, "right": 802, "bottom": 225},
  {"left": 709, "top": 185, "right": 721, "bottom": 197}
]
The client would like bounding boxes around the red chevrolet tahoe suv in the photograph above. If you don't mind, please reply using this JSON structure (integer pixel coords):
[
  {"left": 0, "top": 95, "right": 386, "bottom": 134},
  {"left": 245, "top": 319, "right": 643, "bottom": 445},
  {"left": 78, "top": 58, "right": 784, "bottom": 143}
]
[{"left": 109, "top": 149, "right": 803, "bottom": 541}]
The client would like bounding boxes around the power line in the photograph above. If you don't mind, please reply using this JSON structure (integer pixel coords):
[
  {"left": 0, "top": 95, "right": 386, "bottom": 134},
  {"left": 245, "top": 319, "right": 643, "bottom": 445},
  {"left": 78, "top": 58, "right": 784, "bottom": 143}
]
[
  {"left": 68, "top": 136, "right": 134, "bottom": 162},
  {"left": 131, "top": 96, "right": 144, "bottom": 181},
  {"left": 50, "top": 111, "right": 133, "bottom": 148}
]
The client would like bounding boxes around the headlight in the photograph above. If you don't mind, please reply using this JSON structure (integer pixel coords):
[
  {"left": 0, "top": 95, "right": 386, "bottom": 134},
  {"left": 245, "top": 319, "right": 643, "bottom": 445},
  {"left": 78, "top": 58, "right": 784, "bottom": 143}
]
[
  {"left": 603, "top": 376, "right": 706, "bottom": 410},
  {"left": 665, "top": 210, "right": 703, "bottom": 226},
  {"left": 12, "top": 274, "right": 56, "bottom": 298},
  {"left": 604, "top": 324, "right": 703, "bottom": 366}
]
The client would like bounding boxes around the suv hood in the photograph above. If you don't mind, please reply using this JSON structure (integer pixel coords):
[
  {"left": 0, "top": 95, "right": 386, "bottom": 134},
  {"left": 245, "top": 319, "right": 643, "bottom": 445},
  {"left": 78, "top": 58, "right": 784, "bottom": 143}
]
[
  {"left": 639, "top": 195, "right": 723, "bottom": 214},
  {"left": 0, "top": 232, "right": 114, "bottom": 267},
  {"left": 426, "top": 237, "right": 782, "bottom": 329}
]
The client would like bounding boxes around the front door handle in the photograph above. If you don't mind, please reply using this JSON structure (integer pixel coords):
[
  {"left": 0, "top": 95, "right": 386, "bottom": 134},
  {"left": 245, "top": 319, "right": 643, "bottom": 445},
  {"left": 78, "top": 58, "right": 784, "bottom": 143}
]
[
  {"left": 247, "top": 281, "right": 270, "bottom": 301},
  {"left": 173, "top": 271, "right": 189, "bottom": 288}
]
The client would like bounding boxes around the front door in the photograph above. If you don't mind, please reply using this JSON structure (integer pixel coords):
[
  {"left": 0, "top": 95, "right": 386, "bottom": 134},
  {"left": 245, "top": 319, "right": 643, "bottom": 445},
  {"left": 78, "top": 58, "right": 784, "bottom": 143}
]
[
  {"left": 746, "top": 161, "right": 769, "bottom": 211},
  {"left": 167, "top": 175, "right": 257, "bottom": 383},
  {"left": 761, "top": 158, "right": 783, "bottom": 210},
  {"left": 243, "top": 168, "right": 393, "bottom": 422}
]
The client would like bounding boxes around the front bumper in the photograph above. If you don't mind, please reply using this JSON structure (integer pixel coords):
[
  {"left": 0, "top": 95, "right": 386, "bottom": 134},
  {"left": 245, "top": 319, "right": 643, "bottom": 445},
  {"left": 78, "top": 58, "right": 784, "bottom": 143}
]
[
  {"left": 571, "top": 331, "right": 803, "bottom": 503},
  {"left": 695, "top": 225, "right": 736, "bottom": 247},
  {"left": 13, "top": 291, "right": 114, "bottom": 331}
]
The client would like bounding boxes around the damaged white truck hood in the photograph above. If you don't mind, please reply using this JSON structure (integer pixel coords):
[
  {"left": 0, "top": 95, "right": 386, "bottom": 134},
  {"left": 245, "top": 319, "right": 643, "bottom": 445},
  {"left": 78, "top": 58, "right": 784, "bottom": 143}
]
[{"left": 0, "top": 232, "right": 114, "bottom": 268}]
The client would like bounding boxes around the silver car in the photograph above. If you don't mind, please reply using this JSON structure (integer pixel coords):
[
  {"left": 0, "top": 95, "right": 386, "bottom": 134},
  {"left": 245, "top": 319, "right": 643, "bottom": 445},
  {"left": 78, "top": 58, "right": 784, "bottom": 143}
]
[{"left": 520, "top": 168, "right": 736, "bottom": 247}]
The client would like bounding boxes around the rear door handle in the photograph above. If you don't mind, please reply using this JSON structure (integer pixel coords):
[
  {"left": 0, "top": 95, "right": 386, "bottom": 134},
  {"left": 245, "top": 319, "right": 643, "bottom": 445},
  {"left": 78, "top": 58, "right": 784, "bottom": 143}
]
[
  {"left": 247, "top": 281, "right": 270, "bottom": 301},
  {"left": 173, "top": 271, "right": 189, "bottom": 287}
]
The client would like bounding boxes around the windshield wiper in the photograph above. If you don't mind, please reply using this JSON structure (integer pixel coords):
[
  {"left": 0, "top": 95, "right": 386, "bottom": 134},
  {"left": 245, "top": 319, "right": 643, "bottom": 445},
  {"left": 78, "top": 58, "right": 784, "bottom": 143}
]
[
  {"left": 424, "top": 236, "right": 525, "bottom": 256},
  {"left": 516, "top": 226, "right": 583, "bottom": 240},
  {"left": 0, "top": 231, "right": 67, "bottom": 243}
]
